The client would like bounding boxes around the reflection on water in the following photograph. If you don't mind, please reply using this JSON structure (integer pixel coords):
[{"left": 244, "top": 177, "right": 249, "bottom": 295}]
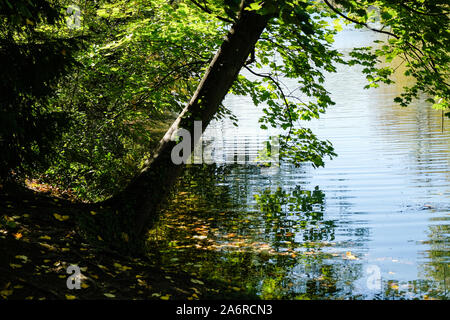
[{"left": 147, "top": 28, "right": 450, "bottom": 299}]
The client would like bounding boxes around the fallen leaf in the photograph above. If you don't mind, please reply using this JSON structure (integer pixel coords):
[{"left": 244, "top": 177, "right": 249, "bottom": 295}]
[
  {"left": 13, "top": 233, "right": 22, "bottom": 240},
  {"left": 0, "top": 289, "right": 13, "bottom": 298},
  {"left": 53, "top": 213, "right": 69, "bottom": 221},
  {"left": 190, "top": 279, "right": 204, "bottom": 285},
  {"left": 15, "top": 255, "right": 29, "bottom": 263}
]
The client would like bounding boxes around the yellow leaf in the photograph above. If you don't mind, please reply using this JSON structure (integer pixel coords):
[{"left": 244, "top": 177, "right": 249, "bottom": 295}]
[
  {"left": 39, "top": 235, "right": 51, "bottom": 240},
  {"left": 65, "top": 294, "right": 77, "bottom": 300},
  {"left": 81, "top": 283, "right": 89, "bottom": 289},
  {"left": 97, "top": 235, "right": 103, "bottom": 241},
  {"left": 13, "top": 233, "right": 22, "bottom": 240},
  {"left": 104, "top": 293, "right": 116, "bottom": 298},
  {"left": 345, "top": 251, "right": 357, "bottom": 260},
  {"left": 160, "top": 294, "right": 171, "bottom": 300},
  {"left": 389, "top": 283, "right": 399, "bottom": 290},
  {"left": 90, "top": 211, "right": 97, "bottom": 215},
  {"left": 15, "top": 255, "right": 29, "bottom": 263},
  {"left": 53, "top": 213, "right": 69, "bottom": 221},
  {"left": 0, "top": 289, "right": 13, "bottom": 297}
]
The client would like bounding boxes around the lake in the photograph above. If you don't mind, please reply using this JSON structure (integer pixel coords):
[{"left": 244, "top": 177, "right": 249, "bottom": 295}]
[{"left": 148, "top": 27, "right": 450, "bottom": 300}]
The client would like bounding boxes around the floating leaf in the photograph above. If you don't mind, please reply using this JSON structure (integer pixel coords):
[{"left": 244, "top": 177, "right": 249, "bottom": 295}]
[
  {"left": 390, "top": 283, "right": 399, "bottom": 290},
  {"left": 65, "top": 294, "right": 77, "bottom": 300},
  {"left": 345, "top": 251, "right": 357, "bottom": 260},
  {"left": 104, "top": 293, "right": 116, "bottom": 298}
]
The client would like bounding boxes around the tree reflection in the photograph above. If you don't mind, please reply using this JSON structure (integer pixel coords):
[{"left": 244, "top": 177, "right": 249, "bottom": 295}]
[{"left": 146, "top": 164, "right": 363, "bottom": 299}]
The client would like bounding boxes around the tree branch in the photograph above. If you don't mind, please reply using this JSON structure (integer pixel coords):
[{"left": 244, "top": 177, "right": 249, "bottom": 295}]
[
  {"left": 189, "top": 0, "right": 234, "bottom": 24},
  {"left": 244, "top": 66, "right": 294, "bottom": 136},
  {"left": 400, "top": 3, "right": 449, "bottom": 16},
  {"left": 323, "top": 0, "right": 399, "bottom": 39}
]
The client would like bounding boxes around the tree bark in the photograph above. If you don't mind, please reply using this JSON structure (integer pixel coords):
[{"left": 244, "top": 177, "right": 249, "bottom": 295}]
[{"left": 102, "top": 5, "right": 271, "bottom": 241}]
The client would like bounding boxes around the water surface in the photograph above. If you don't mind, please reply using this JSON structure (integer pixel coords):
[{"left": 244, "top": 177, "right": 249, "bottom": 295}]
[{"left": 148, "top": 28, "right": 450, "bottom": 300}]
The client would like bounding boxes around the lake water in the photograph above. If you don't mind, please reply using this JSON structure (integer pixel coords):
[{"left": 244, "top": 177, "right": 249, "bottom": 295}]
[{"left": 148, "top": 27, "right": 450, "bottom": 299}]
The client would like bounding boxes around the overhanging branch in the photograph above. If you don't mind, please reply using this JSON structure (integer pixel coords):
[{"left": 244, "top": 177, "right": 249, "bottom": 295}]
[{"left": 189, "top": 0, "right": 234, "bottom": 24}]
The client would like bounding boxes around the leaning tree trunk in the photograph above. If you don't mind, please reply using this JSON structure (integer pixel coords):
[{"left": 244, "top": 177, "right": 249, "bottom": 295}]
[{"left": 90, "top": 4, "right": 271, "bottom": 253}]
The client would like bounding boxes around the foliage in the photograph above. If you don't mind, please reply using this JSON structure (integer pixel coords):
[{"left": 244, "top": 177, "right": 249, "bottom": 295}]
[
  {"left": 2, "top": 0, "right": 448, "bottom": 200},
  {"left": 0, "top": 0, "right": 78, "bottom": 180},
  {"left": 42, "top": 0, "right": 226, "bottom": 200},
  {"left": 327, "top": 0, "right": 449, "bottom": 111}
]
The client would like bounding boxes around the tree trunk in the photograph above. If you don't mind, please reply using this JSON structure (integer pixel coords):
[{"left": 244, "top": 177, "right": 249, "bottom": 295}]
[{"left": 99, "top": 5, "right": 271, "bottom": 247}]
